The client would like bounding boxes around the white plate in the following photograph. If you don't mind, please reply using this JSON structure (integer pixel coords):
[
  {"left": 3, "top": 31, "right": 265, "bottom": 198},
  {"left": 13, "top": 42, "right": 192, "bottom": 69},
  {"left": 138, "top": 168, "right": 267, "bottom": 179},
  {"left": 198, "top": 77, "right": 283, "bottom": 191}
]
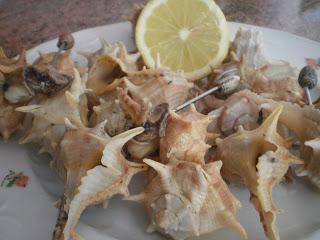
[{"left": 1, "top": 21, "right": 320, "bottom": 240}]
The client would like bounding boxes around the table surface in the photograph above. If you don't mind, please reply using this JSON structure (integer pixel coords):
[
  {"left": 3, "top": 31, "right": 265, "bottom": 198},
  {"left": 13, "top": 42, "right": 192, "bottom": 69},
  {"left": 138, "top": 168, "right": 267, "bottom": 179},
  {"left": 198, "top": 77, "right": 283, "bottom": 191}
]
[{"left": 0, "top": 0, "right": 320, "bottom": 57}]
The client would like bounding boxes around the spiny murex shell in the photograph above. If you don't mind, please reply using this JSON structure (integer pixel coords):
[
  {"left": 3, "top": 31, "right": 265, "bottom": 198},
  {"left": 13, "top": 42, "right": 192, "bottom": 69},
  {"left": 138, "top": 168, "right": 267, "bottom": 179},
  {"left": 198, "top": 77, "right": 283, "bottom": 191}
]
[
  {"left": 210, "top": 28, "right": 305, "bottom": 104},
  {"left": 128, "top": 159, "right": 247, "bottom": 240},
  {"left": 86, "top": 42, "right": 141, "bottom": 95},
  {"left": 92, "top": 97, "right": 134, "bottom": 136},
  {"left": 0, "top": 92, "right": 25, "bottom": 142},
  {"left": 230, "top": 90, "right": 320, "bottom": 190},
  {"left": 63, "top": 127, "right": 147, "bottom": 240},
  {"left": 53, "top": 119, "right": 111, "bottom": 201},
  {"left": 0, "top": 48, "right": 28, "bottom": 141},
  {"left": 214, "top": 105, "right": 302, "bottom": 240},
  {"left": 118, "top": 67, "right": 193, "bottom": 124},
  {"left": 17, "top": 68, "right": 87, "bottom": 156},
  {"left": 262, "top": 99, "right": 320, "bottom": 189},
  {"left": 208, "top": 90, "right": 262, "bottom": 136},
  {"left": 304, "top": 138, "right": 320, "bottom": 188},
  {"left": 16, "top": 68, "right": 86, "bottom": 128},
  {"left": 160, "top": 105, "right": 215, "bottom": 164},
  {"left": 126, "top": 105, "right": 245, "bottom": 240},
  {"left": 210, "top": 89, "right": 320, "bottom": 190},
  {"left": 32, "top": 50, "right": 75, "bottom": 78}
]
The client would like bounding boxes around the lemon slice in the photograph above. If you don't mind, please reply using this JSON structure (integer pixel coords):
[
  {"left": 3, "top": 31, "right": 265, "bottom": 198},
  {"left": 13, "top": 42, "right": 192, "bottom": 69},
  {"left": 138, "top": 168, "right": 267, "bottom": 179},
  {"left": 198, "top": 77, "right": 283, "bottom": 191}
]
[{"left": 135, "top": 0, "right": 230, "bottom": 81}]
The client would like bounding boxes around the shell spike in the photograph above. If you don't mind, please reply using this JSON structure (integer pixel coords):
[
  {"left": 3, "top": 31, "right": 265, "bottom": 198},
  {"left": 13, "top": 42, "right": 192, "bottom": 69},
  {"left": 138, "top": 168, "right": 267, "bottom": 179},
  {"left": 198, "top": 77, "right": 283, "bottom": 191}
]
[
  {"left": 216, "top": 137, "right": 223, "bottom": 145},
  {"left": 219, "top": 212, "right": 248, "bottom": 240},
  {"left": 189, "top": 104, "right": 197, "bottom": 112},
  {"left": 38, "top": 146, "right": 48, "bottom": 154},
  {"left": 209, "top": 160, "right": 223, "bottom": 171},
  {"left": 143, "top": 159, "right": 169, "bottom": 177},
  {"left": 111, "top": 127, "right": 144, "bottom": 143},
  {"left": 101, "top": 127, "right": 144, "bottom": 167},
  {"left": 169, "top": 110, "right": 181, "bottom": 120},
  {"left": 118, "top": 42, "right": 128, "bottom": 58},
  {"left": 19, "top": 135, "right": 30, "bottom": 145},
  {"left": 124, "top": 193, "right": 146, "bottom": 203},
  {"left": 123, "top": 77, "right": 136, "bottom": 90},
  {"left": 0, "top": 47, "right": 5, "bottom": 57},
  {"left": 15, "top": 105, "right": 41, "bottom": 113},
  {"left": 155, "top": 52, "right": 162, "bottom": 68},
  {"left": 259, "top": 104, "right": 283, "bottom": 133},
  {"left": 118, "top": 185, "right": 130, "bottom": 198},
  {"left": 90, "top": 120, "right": 109, "bottom": 138},
  {"left": 230, "top": 51, "right": 240, "bottom": 62},
  {"left": 2, "top": 129, "right": 9, "bottom": 143},
  {"left": 237, "top": 125, "right": 246, "bottom": 133},
  {"left": 65, "top": 91, "right": 77, "bottom": 104},
  {"left": 64, "top": 118, "right": 78, "bottom": 130}
]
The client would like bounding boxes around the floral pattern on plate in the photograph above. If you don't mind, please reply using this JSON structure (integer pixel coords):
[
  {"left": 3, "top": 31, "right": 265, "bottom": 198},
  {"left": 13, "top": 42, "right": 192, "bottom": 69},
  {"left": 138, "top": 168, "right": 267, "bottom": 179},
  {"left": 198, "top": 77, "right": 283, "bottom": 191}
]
[{"left": 1, "top": 170, "right": 29, "bottom": 188}]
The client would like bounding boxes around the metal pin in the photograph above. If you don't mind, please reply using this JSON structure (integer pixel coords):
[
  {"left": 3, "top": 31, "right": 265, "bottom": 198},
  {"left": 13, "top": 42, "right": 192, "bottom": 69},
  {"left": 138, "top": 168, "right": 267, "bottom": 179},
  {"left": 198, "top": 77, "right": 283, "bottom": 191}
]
[
  {"left": 174, "top": 74, "right": 240, "bottom": 112},
  {"left": 158, "top": 72, "right": 241, "bottom": 137},
  {"left": 174, "top": 85, "right": 220, "bottom": 112},
  {"left": 298, "top": 65, "right": 318, "bottom": 105},
  {"left": 52, "top": 33, "right": 75, "bottom": 68},
  {"left": 215, "top": 68, "right": 238, "bottom": 84}
]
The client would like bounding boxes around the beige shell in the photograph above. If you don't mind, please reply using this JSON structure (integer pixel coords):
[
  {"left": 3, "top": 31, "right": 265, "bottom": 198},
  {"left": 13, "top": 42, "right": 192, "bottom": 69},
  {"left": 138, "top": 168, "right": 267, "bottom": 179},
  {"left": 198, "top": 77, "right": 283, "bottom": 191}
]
[
  {"left": 214, "top": 105, "right": 302, "bottom": 240},
  {"left": 117, "top": 86, "right": 151, "bottom": 124},
  {"left": 209, "top": 89, "right": 320, "bottom": 189},
  {"left": 21, "top": 112, "right": 65, "bottom": 158},
  {"left": 209, "top": 29, "right": 305, "bottom": 105},
  {"left": 128, "top": 159, "right": 247, "bottom": 240},
  {"left": 118, "top": 68, "right": 193, "bottom": 124},
  {"left": 0, "top": 93, "right": 25, "bottom": 142},
  {"left": 242, "top": 63, "right": 304, "bottom": 104},
  {"left": 262, "top": 100, "right": 320, "bottom": 189},
  {"left": 304, "top": 138, "right": 320, "bottom": 188},
  {"left": 2, "top": 66, "right": 32, "bottom": 104},
  {"left": 211, "top": 54, "right": 304, "bottom": 104},
  {"left": 127, "top": 138, "right": 159, "bottom": 161},
  {"left": 207, "top": 90, "right": 292, "bottom": 139},
  {"left": 20, "top": 116, "right": 51, "bottom": 144},
  {"left": 16, "top": 68, "right": 86, "bottom": 128},
  {"left": 33, "top": 50, "right": 75, "bottom": 78},
  {"left": 3, "top": 50, "right": 75, "bottom": 106},
  {"left": 0, "top": 48, "right": 28, "bottom": 141},
  {"left": 232, "top": 90, "right": 320, "bottom": 188},
  {"left": 53, "top": 120, "right": 111, "bottom": 200},
  {"left": 17, "top": 68, "right": 87, "bottom": 158},
  {"left": 212, "top": 90, "right": 261, "bottom": 136},
  {"left": 63, "top": 127, "right": 147, "bottom": 240},
  {"left": 160, "top": 105, "right": 214, "bottom": 165},
  {"left": 231, "top": 28, "right": 269, "bottom": 69},
  {"left": 127, "top": 127, "right": 159, "bottom": 161},
  {"left": 92, "top": 97, "right": 134, "bottom": 136},
  {"left": 81, "top": 40, "right": 141, "bottom": 69},
  {"left": 86, "top": 42, "right": 141, "bottom": 95},
  {"left": 20, "top": 114, "right": 66, "bottom": 157},
  {"left": 41, "top": 124, "right": 66, "bottom": 156}
]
